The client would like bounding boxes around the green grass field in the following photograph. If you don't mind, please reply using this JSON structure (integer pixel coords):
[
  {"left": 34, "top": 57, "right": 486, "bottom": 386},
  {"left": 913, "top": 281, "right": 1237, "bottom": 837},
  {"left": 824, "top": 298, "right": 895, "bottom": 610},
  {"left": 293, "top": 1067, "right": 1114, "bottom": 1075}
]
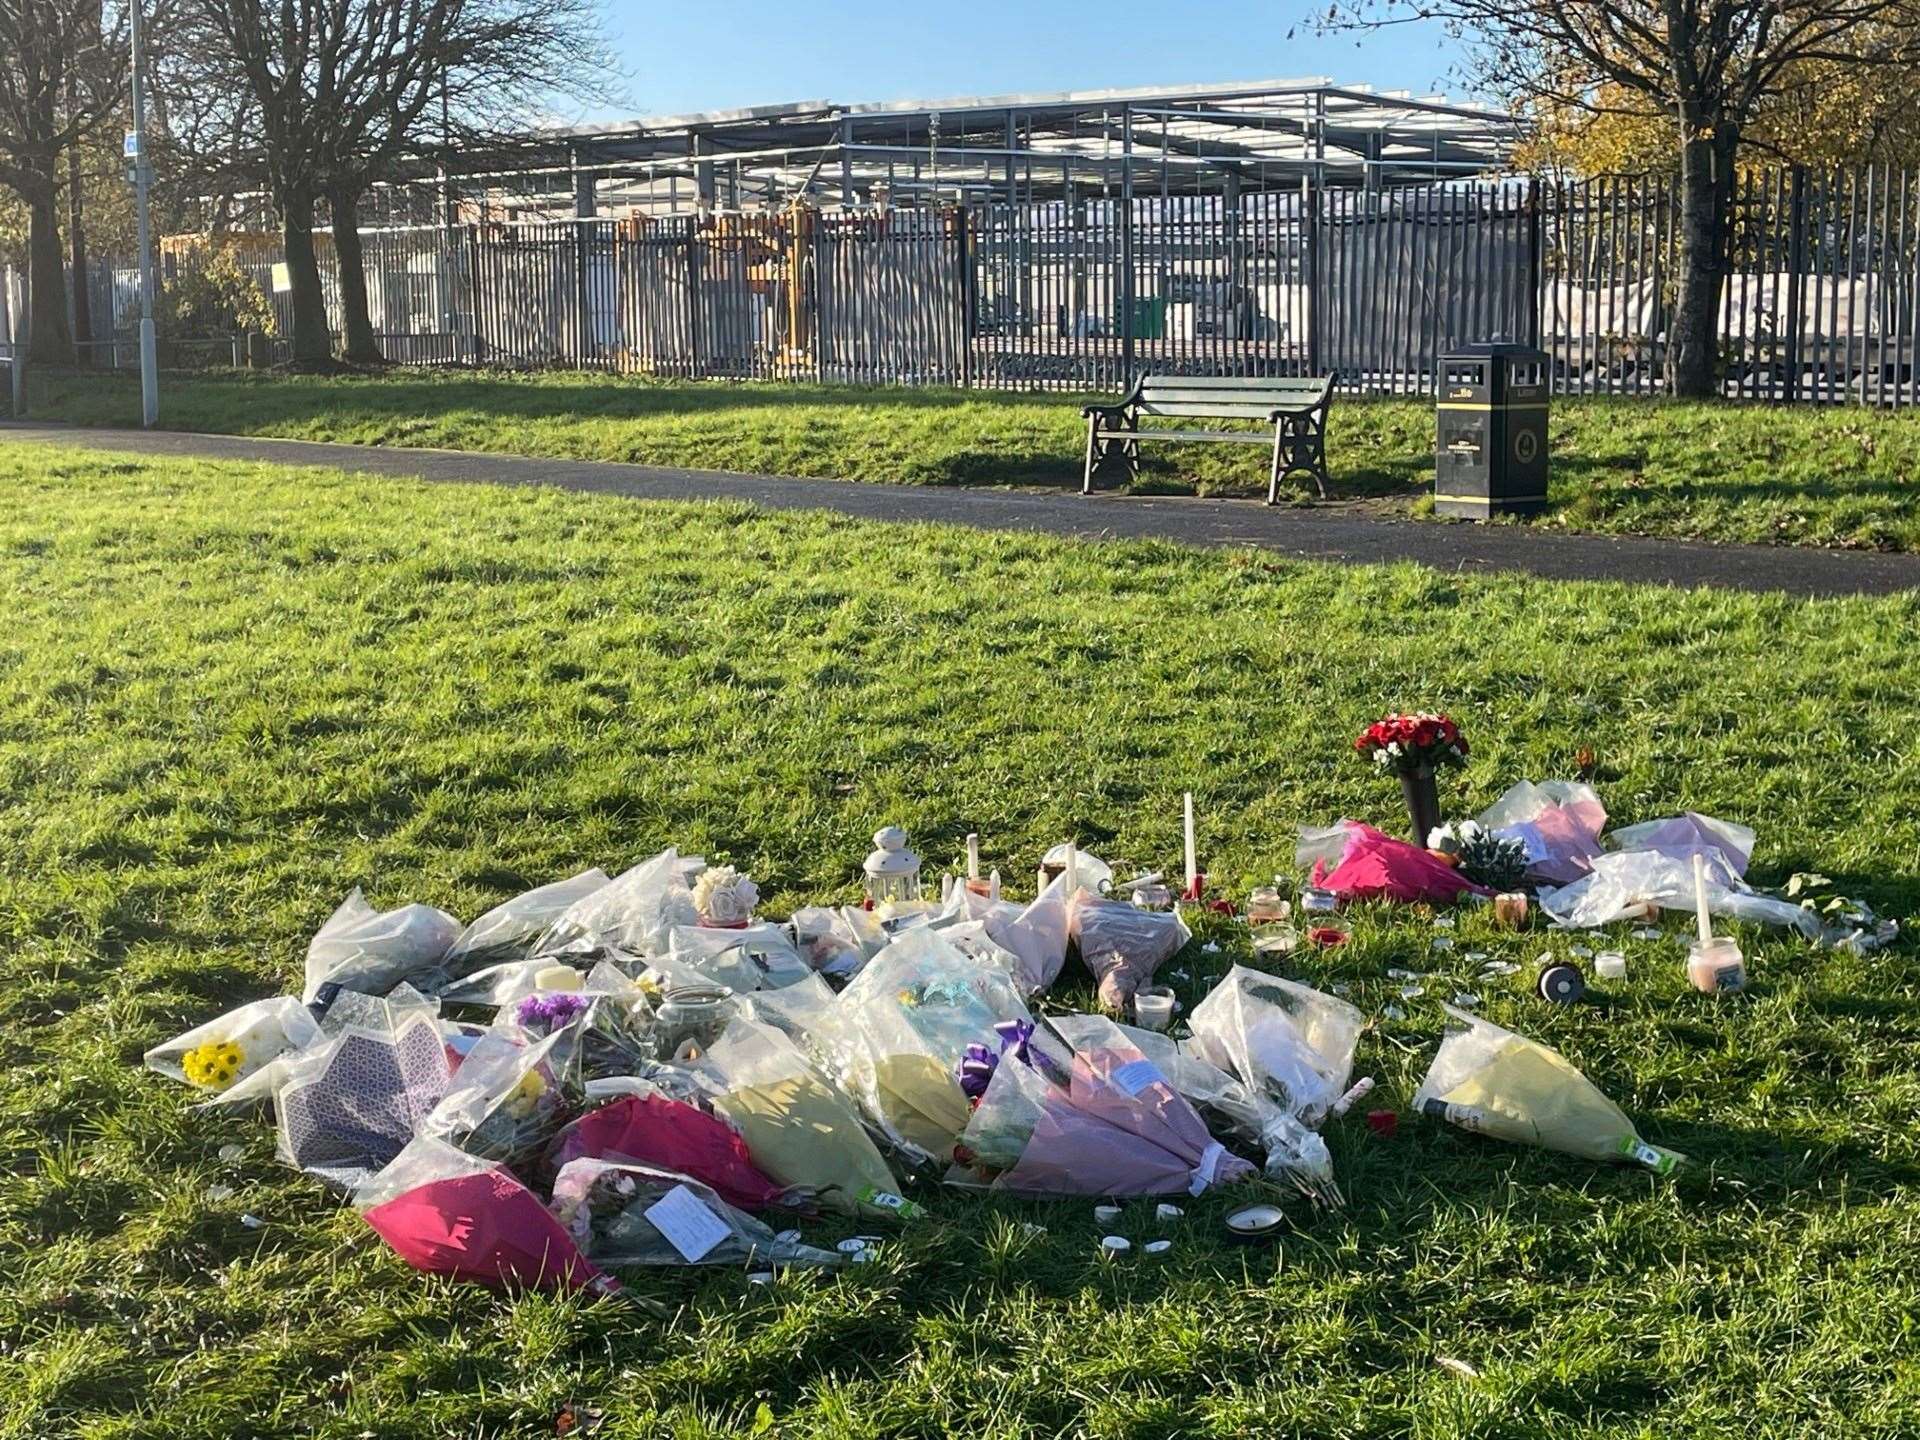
[
  {"left": 3, "top": 441, "right": 1918, "bottom": 1438},
  {"left": 23, "top": 365, "right": 1920, "bottom": 552}
]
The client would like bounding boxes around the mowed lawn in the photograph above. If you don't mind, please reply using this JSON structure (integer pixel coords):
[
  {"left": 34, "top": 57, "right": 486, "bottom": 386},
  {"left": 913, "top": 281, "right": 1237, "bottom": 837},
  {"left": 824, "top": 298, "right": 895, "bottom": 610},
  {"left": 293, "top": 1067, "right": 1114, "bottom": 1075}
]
[
  {"left": 25, "top": 365, "right": 1920, "bottom": 553},
  {"left": 2, "top": 441, "right": 1919, "bottom": 1439}
]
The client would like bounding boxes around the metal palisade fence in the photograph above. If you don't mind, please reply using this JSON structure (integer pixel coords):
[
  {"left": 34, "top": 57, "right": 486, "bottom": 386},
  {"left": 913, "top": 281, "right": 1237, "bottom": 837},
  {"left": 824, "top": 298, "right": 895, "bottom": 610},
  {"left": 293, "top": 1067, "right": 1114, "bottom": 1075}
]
[{"left": 37, "top": 166, "right": 1920, "bottom": 406}]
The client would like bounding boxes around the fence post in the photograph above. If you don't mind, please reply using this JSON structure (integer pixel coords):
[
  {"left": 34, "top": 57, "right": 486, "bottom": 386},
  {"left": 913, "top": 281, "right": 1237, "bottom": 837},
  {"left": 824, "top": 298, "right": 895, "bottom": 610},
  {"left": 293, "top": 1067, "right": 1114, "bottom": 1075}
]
[
  {"left": 1304, "top": 175, "right": 1320, "bottom": 380},
  {"left": 1785, "top": 167, "right": 1807, "bottom": 403},
  {"left": 1526, "top": 177, "right": 1544, "bottom": 352},
  {"left": 1120, "top": 105, "right": 1135, "bottom": 381}
]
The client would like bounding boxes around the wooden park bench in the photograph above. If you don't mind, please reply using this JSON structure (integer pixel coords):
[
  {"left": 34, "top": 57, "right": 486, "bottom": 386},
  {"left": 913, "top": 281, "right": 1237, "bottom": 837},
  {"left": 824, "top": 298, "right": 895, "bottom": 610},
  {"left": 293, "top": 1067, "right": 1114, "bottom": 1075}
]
[{"left": 1081, "top": 373, "right": 1335, "bottom": 501}]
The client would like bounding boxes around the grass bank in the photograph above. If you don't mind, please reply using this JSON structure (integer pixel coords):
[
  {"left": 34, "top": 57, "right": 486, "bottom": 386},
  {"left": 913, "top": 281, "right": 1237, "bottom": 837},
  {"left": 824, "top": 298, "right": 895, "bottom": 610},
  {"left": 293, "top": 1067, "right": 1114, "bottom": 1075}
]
[
  {"left": 2, "top": 441, "right": 1918, "bottom": 1437},
  {"left": 23, "top": 366, "right": 1920, "bottom": 551}
]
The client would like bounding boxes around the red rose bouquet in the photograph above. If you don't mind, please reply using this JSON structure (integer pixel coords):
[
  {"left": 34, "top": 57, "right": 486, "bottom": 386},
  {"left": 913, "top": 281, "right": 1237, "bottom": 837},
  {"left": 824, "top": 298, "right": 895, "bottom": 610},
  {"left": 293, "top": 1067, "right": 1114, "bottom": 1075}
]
[{"left": 1353, "top": 712, "right": 1468, "bottom": 778}]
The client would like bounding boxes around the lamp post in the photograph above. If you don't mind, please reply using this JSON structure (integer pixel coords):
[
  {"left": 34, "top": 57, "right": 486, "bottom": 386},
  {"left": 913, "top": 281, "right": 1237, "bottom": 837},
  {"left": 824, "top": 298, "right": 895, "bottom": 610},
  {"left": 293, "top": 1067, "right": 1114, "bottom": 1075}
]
[{"left": 128, "top": 0, "right": 158, "bottom": 426}]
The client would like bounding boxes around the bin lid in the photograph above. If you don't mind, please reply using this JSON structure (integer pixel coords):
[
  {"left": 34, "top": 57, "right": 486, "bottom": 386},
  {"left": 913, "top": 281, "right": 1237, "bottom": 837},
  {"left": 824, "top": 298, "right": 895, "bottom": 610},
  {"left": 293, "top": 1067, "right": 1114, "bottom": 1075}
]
[{"left": 1442, "top": 342, "right": 1549, "bottom": 362}]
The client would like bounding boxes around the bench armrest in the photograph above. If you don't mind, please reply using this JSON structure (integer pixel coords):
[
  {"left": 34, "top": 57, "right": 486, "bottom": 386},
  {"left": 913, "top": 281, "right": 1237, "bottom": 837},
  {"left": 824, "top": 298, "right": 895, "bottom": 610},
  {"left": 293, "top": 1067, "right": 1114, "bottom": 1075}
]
[{"left": 1081, "top": 401, "right": 1130, "bottom": 419}]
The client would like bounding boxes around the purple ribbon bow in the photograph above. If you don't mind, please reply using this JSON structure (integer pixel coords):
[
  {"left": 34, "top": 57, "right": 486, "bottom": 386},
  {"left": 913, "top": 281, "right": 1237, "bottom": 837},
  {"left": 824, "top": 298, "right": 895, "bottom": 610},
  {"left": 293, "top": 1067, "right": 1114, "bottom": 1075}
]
[{"left": 957, "top": 1019, "right": 1043, "bottom": 1101}]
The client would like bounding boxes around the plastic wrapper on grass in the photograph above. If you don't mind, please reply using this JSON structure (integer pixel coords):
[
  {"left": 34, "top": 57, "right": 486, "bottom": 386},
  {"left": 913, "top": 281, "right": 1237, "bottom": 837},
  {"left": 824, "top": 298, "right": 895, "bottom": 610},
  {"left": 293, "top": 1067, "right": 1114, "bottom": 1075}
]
[
  {"left": 1414, "top": 1005, "right": 1683, "bottom": 1172},
  {"left": 545, "top": 1091, "right": 787, "bottom": 1213},
  {"left": 1051, "top": 1014, "right": 1339, "bottom": 1205},
  {"left": 444, "top": 868, "right": 610, "bottom": 975},
  {"left": 1067, "top": 891, "right": 1192, "bottom": 1013},
  {"left": 1538, "top": 848, "right": 1821, "bottom": 935},
  {"left": 825, "top": 928, "right": 1033, "bottom": 1165},
  {"left": 303, "top": 887, "right": 464, "bottom": 1001},
  {"left": 423, "top": 1027, "right": 584, "bottom": 1166},
  {"left": 550, "top": 1158, "right": 841, "bottom": 1270},
  {"left": 533, "top": 848, "right": 698, "bottom": 959},
  {"left": 698, "top": 1018, "right": 908, "bottom": 1220},
  {"left": 1184, "top": 966, "right": 1364, "bottom": 1127},
  {"left": 146, "top": 996, "right": 321, "bottom": 1103},
  {"left": 948, "top": 1026, "right": 1256, "bottom": 1198},
  {"left": 355, "top": 1135, "right": 617, "bottom": 1295},
  {"left": 275, "top": 1011, "right": 452, "bottom": 1191}
]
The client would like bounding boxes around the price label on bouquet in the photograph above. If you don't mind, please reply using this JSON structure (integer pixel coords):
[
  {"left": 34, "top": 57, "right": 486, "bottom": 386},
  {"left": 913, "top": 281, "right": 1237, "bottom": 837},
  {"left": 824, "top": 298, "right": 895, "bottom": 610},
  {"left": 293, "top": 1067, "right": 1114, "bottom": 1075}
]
[
  {"left": 644, "top": 1184, "right": 731, "bottom": 1263},
  {"left": 1110, "top": 1059, "right": 1166, "bottom": 1098}
]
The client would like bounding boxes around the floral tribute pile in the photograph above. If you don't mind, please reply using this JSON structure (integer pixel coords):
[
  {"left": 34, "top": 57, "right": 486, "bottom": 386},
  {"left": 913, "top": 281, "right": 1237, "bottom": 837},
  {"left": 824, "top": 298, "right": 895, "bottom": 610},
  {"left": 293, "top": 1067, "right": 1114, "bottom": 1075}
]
[{"left": 137, "top": 713, "right": 1898, "bottom": 1303}]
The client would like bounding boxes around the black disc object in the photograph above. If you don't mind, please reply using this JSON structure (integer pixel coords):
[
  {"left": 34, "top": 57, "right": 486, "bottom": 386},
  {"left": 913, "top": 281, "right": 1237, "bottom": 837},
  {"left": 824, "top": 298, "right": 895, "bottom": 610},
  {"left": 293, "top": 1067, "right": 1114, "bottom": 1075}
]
[{"left": 1537, "top": 963, "right": 1586, "bottom": 1004}]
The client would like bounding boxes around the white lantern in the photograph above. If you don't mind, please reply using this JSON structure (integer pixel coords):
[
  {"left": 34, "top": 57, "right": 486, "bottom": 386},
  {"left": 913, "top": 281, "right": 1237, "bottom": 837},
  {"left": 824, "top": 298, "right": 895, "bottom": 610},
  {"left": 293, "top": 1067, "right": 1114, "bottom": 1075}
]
[{"left": 862, "top": 825, "right": 922, "bottom": 906}]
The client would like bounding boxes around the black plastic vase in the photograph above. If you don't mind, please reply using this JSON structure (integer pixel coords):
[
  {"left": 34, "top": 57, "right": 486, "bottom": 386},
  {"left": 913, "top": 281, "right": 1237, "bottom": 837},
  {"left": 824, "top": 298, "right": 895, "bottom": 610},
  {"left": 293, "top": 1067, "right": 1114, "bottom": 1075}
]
[{"left": 1400, "top": 769, "right": 1441, "bottom": 848}]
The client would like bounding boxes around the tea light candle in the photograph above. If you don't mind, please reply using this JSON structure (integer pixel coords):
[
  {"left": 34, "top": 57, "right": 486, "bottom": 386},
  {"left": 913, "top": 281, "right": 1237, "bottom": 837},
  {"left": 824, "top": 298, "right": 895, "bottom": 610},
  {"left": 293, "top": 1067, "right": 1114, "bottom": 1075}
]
[{"left": 1493, "top": 892, "right": 1529, "bottom": 928}]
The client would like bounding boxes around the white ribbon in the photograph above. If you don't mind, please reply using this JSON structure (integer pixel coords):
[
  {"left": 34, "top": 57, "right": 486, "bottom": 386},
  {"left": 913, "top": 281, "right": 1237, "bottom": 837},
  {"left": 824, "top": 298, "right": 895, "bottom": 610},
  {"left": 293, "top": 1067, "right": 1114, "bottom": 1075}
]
[{"left": 1188, "top": 1140, "right": 1227, "bottom": 1196}]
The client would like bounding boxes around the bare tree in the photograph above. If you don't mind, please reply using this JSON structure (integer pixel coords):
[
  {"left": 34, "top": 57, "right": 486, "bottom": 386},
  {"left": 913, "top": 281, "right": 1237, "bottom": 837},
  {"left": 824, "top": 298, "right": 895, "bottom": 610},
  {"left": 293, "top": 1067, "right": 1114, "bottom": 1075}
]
[
  {"left": 0, "top": 0, "right": 124, "bottom": 365},
  {"left": 1334, "top": 0, "right": 1920, "bottom": 397},
  {"left": 178, "top": 0, "right": 615, "bottom": 366}
]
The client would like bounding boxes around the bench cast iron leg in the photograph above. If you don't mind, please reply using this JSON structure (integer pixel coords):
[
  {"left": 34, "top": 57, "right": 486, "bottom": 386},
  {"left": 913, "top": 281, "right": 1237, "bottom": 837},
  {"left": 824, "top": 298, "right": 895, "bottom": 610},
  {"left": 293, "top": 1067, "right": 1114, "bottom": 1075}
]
[{"left": 1082, "top": 413, "right": 1100, "bottom": 494}]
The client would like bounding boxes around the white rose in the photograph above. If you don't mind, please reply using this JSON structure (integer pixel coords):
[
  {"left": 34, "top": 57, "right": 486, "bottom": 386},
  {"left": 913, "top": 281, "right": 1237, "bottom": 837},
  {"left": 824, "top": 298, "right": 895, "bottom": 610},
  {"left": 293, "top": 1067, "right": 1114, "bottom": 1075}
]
[{"left": 694, "top": 865, "right": 758, "bottom": 924}]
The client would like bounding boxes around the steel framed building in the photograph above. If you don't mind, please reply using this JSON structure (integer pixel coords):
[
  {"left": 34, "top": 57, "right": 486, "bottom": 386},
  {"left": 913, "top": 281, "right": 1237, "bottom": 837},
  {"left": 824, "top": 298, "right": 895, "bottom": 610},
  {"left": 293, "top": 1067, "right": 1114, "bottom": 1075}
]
[{"left": 422, "top": 77, "right": 1523, "bottom": 223}]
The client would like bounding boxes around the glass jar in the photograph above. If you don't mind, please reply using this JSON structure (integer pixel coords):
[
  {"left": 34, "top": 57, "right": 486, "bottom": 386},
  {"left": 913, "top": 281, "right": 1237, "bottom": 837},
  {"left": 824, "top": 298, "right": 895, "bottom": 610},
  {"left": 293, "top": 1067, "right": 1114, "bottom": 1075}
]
[
  {"left": 1247, "top": 887, "right": 1290, "bottom": 925},
  {"left": 653, "top": 983, "right": 735, "bottom": 1060},
  {"left": 1686, "top": 939, "right": 1746, "bottom": 994}
]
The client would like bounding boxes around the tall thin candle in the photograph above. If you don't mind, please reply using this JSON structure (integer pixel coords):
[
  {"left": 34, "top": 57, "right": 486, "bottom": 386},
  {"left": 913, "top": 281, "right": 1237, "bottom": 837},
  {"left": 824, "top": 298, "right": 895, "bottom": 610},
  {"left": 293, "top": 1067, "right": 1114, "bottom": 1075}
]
[
  {"left": 966, "top": 832, "right": 980, "bottom": 880},
  {"left": 1183, "top": 793, "right": 1198, "bottom": 893}
]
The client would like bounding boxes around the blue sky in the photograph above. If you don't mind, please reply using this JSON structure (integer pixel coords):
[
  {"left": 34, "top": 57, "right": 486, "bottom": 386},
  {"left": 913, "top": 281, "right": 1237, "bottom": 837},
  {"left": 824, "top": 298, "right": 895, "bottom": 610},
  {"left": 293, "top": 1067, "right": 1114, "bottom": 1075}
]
[{"left": 593, "top": 1, "right": 1469, "bottom": 122}]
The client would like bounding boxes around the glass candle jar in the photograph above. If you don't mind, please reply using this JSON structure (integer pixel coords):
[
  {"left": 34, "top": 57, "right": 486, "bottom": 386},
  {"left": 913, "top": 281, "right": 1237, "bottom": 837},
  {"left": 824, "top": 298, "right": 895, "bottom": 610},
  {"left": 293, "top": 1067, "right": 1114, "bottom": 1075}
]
[
  {"left": 654, "top": 983, "right": 735, "bottom": 1060},
  {"left": 1247, "top": 887, "right": 1290, "bottom": 924},
  {"left": 1686, "top": 938, "right": 1746, "bottom": 994}
]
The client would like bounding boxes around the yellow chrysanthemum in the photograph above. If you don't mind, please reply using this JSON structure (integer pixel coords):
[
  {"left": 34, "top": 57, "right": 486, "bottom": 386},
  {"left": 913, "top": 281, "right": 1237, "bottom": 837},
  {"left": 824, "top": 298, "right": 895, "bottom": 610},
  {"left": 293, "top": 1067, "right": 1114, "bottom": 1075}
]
[{"left": 182, "top": 1040, "right": 246, "bottom": 1091}]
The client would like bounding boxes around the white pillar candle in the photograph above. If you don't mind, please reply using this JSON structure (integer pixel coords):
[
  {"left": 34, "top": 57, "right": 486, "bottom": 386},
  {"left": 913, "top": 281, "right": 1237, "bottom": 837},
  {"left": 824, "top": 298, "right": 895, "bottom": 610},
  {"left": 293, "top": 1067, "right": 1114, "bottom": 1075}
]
[
  {"left": 1183, "top": 792, "right": 1198, "bottom": 892},
  {"left": 966, "top": 832, "right": 980, "bottom": 880}
]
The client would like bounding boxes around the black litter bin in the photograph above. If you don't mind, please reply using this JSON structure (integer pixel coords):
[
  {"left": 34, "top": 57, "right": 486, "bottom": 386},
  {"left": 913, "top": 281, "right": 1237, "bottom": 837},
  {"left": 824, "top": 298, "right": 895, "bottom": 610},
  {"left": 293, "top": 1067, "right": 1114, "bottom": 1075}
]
[{"left": 1434, "top": 343, "right": 1549, "bottom": 519}]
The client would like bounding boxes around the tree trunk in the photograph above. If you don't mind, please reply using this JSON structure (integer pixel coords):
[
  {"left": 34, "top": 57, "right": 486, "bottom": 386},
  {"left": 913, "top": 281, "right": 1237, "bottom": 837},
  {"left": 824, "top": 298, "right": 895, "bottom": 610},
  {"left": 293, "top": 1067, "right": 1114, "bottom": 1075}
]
[
  {"left": 67, "top": 146, "right": 92, "bottom": 368},
  {"left": 329, "top": 184, "right": 384, "bottom": 364},
  {"left": 24, "top": 170, "right": 75, "bottom": 367},
  {"left": 1666, "top": 127, "right": 1737, "bottom": 399},
  {"left": 281, "top": 183, "right": 334, "bottom": 366}
]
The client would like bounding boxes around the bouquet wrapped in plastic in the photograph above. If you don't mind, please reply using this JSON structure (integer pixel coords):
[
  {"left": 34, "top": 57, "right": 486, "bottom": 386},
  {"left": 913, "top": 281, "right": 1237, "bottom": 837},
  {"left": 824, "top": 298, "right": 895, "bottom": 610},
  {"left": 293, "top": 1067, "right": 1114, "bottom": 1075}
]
[
  {"left": 698, "top": 1019, "right": 913, "bottom": 1220},
  {"left": 941, "top": 879, "right": 1074, "bottom": 995},
  {"left": 443, "top": 868, "right": 610, "bottom": 975},
  {"left": 789, "top": 905, "right": 885, "bottom": 979},
  {"left": 532, "top": 849, "right": 699, "bottom": 960},
  {"left": 275, "top": 1011, "right": 452, "bottom": 1191},
  {"left": 1184, "top": 966, "right": 1364, "bottom": 1127},
  {"left": 145, "top": 996, "right": 321, "bottom": 1107},
  {"left": 1052, "top": 1013, "right": 1339, "bottom": 1204},
  {"left": 825, "top": 928, "right": 1033, "bottom": 1164},
  {"left": 498, "top": 969, "right": 655, "bottom": 1080},
  {"left": 545, "top": 1092, "right": 786, "bottom": 1213},
  {"left": 949, "top": 1023, "right": 1256, "bottom": 1198},
  {"left": 303, "top": 888, "right": 463, "bottom": 1001},
  {"left": 355, "top": 1136, "right": 617, "bottom": 1296},
  {"left": 1475, "top": 781, "right": 1607, "bottom": 885},
  {"left": 1415, "top": 1006, "right": 1683, "bottom": 1173},
  {"left": 423, "top": 1028, "right": 584, "bottom": 1166},
  {"left": 550, "top": 1158, "right": 841, "bottom": 1270},
  {"left": 1067, "top": 890, "right": 1192, "bottom": 1013},
  {"left": 1299, "top": 821, "right": 1487, "bottom": 906},
  {"left": 665, "top": 923, "right": 813, "bottom": 992}
]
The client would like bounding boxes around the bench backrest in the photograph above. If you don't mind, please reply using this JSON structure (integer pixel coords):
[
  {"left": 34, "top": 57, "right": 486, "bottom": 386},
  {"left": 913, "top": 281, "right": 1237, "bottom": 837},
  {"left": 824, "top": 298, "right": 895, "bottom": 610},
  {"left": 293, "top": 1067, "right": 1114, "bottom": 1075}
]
[{"left": 1133, "top": 373, "right": 1330, "bottom": 418}]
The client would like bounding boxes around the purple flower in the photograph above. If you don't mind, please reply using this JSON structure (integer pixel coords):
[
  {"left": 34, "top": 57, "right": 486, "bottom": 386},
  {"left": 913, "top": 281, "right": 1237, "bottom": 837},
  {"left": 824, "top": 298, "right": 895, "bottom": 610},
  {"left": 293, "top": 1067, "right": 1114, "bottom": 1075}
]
[{"left": 515, "top": 992, "right": 592, "bottom": 1032}]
